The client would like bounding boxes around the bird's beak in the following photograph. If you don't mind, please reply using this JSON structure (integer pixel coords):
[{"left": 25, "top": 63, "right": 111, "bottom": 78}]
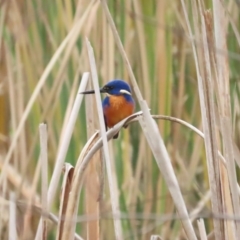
[
  {"left": 80, "top": 87, "right": 107, "bottom": 94},
  {"left": 100, "top": 88, "right": 107, "bottom": 93},
  {"left": 80, "top": 89, "right": 95, "bottom": 94}
]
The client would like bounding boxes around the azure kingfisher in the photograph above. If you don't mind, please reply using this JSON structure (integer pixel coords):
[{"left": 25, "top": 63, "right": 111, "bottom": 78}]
[{"left": 81, "top": 80, "right": 135, "bottom": 138}]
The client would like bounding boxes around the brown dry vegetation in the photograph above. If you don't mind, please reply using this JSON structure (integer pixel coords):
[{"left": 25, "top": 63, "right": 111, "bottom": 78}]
[{"left": 0, "top": 0, "right": 240, "bottom": 239}]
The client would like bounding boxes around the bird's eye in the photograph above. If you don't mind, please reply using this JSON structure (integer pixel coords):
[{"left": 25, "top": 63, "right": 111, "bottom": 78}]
[{"left": 104, "top": 86, "right": 114, "bottom": 91}]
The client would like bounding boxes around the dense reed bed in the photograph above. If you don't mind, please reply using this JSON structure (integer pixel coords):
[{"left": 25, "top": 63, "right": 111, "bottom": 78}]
[{"left": 0, "top": 0, "right": 240, "bottom": 239}]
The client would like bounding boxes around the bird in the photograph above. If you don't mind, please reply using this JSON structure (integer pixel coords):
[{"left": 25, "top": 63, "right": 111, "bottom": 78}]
[{"left": 81, "top": 80, "right": 135, "bottom": 139}]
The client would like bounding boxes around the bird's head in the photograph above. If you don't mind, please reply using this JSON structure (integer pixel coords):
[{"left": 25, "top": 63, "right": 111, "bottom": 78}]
[
  {"left": 80, "top": 80, "right": 132, "bottom": 96},
  {"left": 100, "top": 80, "right": 132, "bottom": 96}
]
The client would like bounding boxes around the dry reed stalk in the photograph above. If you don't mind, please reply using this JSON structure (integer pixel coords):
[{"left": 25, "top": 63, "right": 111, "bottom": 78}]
[
  {"left": 150, "top": 235, "right": 163, "bottom": 240},
  {"left": 85, "top": 38, "right": 123, "bottom": 240},
  {"left": 56, "top": 163, "right": 74, "bottom": 240},
  {"left": 201, "top": 10, "right": 231, "bottom": 239},
  {"left": 85, "top": 80, "right": 100, "bottom": 240},
  {"left": 213, "top": 0, "right": 240, "bottom": 237},
  {"left": 9, "top": 192, "right": 17, "bottom": 239},
  {"left": 39, "top": 124, "right": 48, "bottom": 240},
  {"left": 197, "top": 219, "right": 207, "bottom": 240}
]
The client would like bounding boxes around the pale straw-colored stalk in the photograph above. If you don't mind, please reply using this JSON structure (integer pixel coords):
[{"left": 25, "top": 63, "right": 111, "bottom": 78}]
[
  {"left": 39, "top": 124, "right": 48, "bottom": 239},
  {"left": 213, "top": 0, "right": 240, "bottom": 237},
  {"left": 197, "top": 219, "right": 207, "bottom": 240},
  {"left": 56, "top": 163, "right": 74, "bottom": 240},
  {"left": 9, "top": 192, "right": 17, "bottom": 240},
  {"left": 84, "top": 80, "right": 100, "bottom": 239}
]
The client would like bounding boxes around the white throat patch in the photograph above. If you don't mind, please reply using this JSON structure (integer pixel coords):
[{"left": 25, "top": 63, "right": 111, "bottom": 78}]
[{"left": 120, "top": 89, "right": 131, "bottom": 95}]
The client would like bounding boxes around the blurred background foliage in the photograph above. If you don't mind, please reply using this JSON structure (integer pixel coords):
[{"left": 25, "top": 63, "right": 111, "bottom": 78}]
[{"left": 0, "top": 0, "right": 240, "bottom": 239}]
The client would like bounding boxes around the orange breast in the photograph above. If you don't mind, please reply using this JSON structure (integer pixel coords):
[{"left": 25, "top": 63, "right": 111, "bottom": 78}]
[{"left": 104, "top": 95, "right": 134, "bottom": 127}]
